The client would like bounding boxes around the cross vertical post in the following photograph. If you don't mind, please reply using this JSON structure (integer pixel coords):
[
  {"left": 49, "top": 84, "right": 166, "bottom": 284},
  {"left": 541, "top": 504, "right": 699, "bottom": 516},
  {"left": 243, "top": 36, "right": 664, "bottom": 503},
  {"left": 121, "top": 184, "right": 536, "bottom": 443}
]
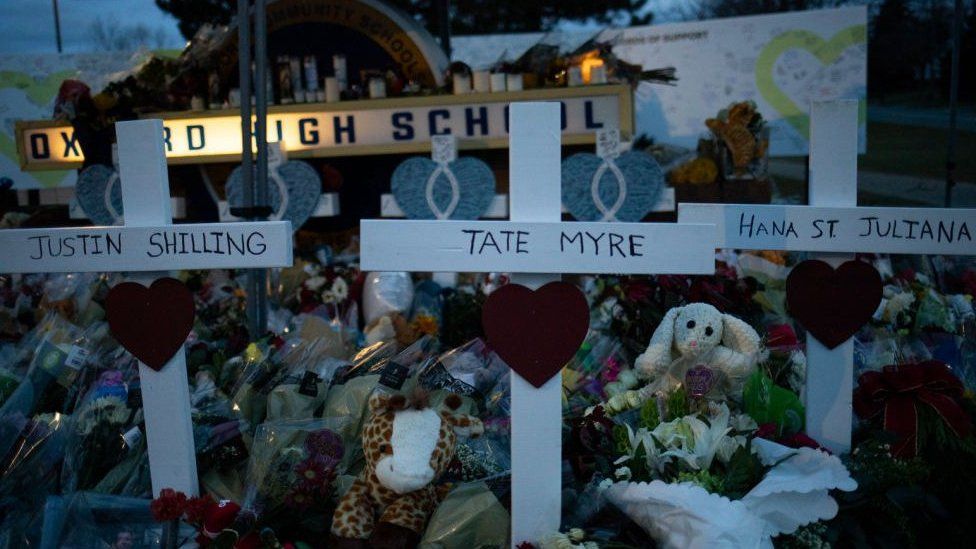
[
  {"left": 804, "top": 100, "right": 858, "bottom": 453},
  {"left": 679, "top": 100, "right": 975, "bottom": 454},
  {"left": 115, "top": 119, "right": 198, "bottom": 496},
  {"left": 360, "top": 102, "right": 716, "bottom": 547},
  {"left": 508, "top": 102, "right": 563, "bottom": 543}
]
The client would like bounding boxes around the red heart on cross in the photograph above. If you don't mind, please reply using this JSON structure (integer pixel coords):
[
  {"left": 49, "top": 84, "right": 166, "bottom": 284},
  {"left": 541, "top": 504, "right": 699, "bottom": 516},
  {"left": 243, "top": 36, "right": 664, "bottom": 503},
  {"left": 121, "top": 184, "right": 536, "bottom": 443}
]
[
  {"left": 786, "top": 259, "right": 883, "bottom": 349},
  {"left": 106, "top": 277, "right": 195, "bottom": 371},
  {"left": 482, "top": 281, "right": 590, "bottom": 388}
]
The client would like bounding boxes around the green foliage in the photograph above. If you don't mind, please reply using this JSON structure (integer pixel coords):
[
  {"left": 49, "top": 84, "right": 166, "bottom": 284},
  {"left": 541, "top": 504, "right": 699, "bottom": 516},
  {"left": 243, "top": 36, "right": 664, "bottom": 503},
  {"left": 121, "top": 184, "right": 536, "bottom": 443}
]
[
  {"left": 716, "top": 442, "right": 768, "bottom": 500},
  {"left": 612, "top": 423, "right": 630, "bottom": 455},
  {"left": 676, "top": 469, "right": 726, "bottom": 494},
  {"left": 742, "top": 370, "right": 804, "bottom": 436},
  {"left": 157, "top": 0, "right": 654, "bottom": 40},
  {"left": 638, "top": 398, "right": 660, "bottom": 430},
  {"left": 664, "top": 386, "right": 689, "bottom": 421},
  {"left": 156, "top": 0, "right": 236, "bottom": 40}
]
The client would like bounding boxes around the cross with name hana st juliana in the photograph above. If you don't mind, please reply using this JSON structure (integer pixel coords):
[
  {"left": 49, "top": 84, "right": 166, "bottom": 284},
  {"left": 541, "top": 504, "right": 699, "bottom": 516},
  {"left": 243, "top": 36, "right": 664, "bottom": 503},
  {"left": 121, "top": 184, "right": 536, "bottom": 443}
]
[
  {"left": 680, "top": 101, "right": 976, "bottom": 453},
  {"left": 0, "top": 119, "right": 294, "bottom": 497},
  {"left": 360, "top": 102, "right": 718, "bottom": 546}
]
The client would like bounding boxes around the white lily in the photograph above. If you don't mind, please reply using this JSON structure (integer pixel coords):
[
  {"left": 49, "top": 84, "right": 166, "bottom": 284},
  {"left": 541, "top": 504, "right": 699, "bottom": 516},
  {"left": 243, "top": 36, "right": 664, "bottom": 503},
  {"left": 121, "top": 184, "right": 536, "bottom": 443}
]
[{"left": 656, "top": 403, "right": 736, "bottom": 470}]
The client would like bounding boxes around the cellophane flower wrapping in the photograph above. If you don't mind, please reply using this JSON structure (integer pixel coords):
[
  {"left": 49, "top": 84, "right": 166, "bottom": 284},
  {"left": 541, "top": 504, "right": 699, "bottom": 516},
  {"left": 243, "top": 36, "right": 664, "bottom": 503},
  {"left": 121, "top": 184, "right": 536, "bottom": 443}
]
[{"left": 242, "top": 417, "right": 349, "bottom": 533}]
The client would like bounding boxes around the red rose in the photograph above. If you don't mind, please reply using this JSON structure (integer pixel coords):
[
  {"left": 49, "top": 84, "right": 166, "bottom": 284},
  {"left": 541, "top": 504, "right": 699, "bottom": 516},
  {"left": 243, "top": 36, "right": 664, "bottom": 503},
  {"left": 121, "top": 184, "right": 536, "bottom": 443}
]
[{"left": 150, "top": 488, "right": 188, "bottom": 521}]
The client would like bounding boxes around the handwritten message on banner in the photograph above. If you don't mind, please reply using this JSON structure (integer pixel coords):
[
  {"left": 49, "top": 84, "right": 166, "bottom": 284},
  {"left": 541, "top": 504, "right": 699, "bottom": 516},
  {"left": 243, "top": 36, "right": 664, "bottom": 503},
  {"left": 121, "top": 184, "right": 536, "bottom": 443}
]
[
  {"left": 679, "top": 204, "right": 976, "bottom": 255},
  {"left": 360, "top": 220, "right": 717, "bottom": 274},
  {"left": 0, "top": 221, "right": 293, "bottom": 274}
]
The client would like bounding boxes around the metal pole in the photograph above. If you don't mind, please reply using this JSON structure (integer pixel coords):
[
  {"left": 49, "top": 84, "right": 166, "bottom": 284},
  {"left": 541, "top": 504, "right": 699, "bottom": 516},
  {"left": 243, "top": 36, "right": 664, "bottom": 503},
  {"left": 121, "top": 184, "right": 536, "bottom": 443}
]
[
  {"left": 437, "top": 0, "right": 451, "bottom": 57},
  {"left": 252, "top": 0, "right": 270, "bottom": 334},
  {"left": 237, "top": 0, "right": 262, "bottom": 338},
  {"left": 945, "top": 0, "right": 962, "bottom": 208},
  {"left": 52, "top": 0, "right": 62, "bottom": 53}
]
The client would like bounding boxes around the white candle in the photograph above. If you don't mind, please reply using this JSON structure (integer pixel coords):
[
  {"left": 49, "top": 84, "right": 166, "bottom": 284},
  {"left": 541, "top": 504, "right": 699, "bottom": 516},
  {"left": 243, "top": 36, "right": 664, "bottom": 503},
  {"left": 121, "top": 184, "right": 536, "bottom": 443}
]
[
  {"left": 190, "top": 95, "right": 205, "bottom": 110},
  {"left": 315, "top": 89, "right": 326, "bottom": 102},
  {"left": 590, "top": 65, "right": 608, "bottom": 85},
  {"left": 506, "top": 73, "right": 523, "bottom": 91},
  {"left": 325, "top": 77, "right": 340, "bottom": 102},
  {"left": 369, "top": 77, "right": 387, "bottom": 99},
  {"left": 490, "top": 72, "right": 507, "bottom": 92},
  {"left": 567, "top": 66, "right": 583, "bottom": 87},
  {"left": 228, "top": 88, "right": 241, "bottom": 107},
  {"left": 332, "top": 54, "right": 347, "bottom": 91},
  {"left": 452, "top": 73, "right": 471, "bottom": 94},
  {"left": 472, "top": 70, "right": 491, "bottom": 93}
]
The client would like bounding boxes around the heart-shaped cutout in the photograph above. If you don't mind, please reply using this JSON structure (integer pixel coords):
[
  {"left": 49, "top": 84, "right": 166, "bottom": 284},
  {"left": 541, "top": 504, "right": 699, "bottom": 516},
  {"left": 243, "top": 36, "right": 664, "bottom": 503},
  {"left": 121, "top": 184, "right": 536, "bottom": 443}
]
[
  {"left": 562, "top": 151, "right": 664, "bottom": 222},
  {"left": 76, "top": 164, "right": 123, "bottom": 225},
  {"left": 226, "top": 159, "right": 321, "bottom": 230},
  {"left": 756, "top": 25, "right": 867, "bottom": 139},
  {"left": 106, "top": 278, "right": 195, "bottom": 370},
  {"left": 482, "top": 281, "right": 589, "bottom": 387},
  {"left": 786, "top": 259, "right": 882, "bottom": 349},
  {"left": 391, "top": 156, "right": 495, "bottom": 220}
]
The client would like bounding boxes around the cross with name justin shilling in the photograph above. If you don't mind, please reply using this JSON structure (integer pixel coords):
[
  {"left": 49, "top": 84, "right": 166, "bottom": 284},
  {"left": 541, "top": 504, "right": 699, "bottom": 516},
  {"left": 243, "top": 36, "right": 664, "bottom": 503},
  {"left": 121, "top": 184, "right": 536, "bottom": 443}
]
[
  {"left": 360, "top": 102, "right": 717, "bottom": 546},
  {"left": 679, "top": 100, "right": 976, "bottom": 453},
  {"left": 0, "top": 119, "right": 294, "bottom": 497}
]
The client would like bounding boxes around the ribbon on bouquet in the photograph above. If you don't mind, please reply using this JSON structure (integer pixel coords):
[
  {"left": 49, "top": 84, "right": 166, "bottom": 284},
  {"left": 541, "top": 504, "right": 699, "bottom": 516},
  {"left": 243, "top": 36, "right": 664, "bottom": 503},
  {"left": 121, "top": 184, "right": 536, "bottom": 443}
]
[{"left": 853, "top": 360, "right": 971, "bottom": 458}]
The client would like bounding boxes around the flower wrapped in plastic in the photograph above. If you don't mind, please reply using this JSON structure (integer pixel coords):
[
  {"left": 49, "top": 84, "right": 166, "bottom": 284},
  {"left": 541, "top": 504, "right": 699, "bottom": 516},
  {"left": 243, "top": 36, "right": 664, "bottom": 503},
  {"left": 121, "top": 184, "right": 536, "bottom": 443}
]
[
  {"left": 605, "top": 437, "right": 856, "bottom": 548},
  {"left": 241, "top": 418, "right": 349, "bottom": 534}
]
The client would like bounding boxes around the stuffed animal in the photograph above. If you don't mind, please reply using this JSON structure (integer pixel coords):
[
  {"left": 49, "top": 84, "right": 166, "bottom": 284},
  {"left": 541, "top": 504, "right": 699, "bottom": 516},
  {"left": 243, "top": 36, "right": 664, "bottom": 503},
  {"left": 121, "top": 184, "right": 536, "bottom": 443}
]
[
  {"left": 635, "top": 303, "right": 761, "bottom": 399},
  {"left": 330, "top": 391, "right": 483, "bottom": 549}
]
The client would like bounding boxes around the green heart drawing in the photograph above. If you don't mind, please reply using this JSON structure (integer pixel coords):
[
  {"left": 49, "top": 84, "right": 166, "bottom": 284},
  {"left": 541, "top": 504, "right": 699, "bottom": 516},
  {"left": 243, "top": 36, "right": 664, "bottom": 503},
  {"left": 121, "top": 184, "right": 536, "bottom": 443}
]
[
  {"left": 1, "top": 69, "right": 76, "bottom": 189},
  {"left": 755, "top": 25, "right": 867, "bottom": 140}
]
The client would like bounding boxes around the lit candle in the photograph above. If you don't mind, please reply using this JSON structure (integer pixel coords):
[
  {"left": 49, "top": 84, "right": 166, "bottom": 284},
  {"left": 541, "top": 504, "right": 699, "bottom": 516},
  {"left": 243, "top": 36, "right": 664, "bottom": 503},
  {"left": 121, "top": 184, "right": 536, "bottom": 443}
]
[
  {"left": 590, "top": 64, "right": 608, "bottom": 85},
  {"left": 452, "top": 72, "right": 471, "bottom": 94},
  {"left": 490, "top": 72, "right": 507, "bottom": 92},
  {"left": 472, "top": 70, "right": 491, "bottom": 93},
  {"left": 369, "top": 77, "right": 387, "bottom": 99},
  {"left": 325, "top": 77, "right": 340, "bottom": 102},
  {"left": 567, "top": 65, "right": 583, "bottom": 87},
  {"left": 506, "top": 73, "right": 523, "bottom": 91},
  {"left": 332, "top": 54, "right": 347, "bottom": 91}
]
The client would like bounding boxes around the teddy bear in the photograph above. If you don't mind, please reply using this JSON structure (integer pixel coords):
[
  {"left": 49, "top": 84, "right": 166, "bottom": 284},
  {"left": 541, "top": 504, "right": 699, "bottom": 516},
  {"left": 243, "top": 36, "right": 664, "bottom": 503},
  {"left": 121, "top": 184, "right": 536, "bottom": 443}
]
[{"left": 635, "top": 302, "right": 762, "bottom": 400}]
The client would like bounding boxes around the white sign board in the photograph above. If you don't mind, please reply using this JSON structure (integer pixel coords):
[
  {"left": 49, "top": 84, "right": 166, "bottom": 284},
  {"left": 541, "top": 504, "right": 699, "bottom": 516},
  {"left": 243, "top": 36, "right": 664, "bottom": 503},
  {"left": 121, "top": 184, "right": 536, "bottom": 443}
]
[
  {"left": 605, "top": 6, "right": 867, "bottom": 155},
  {"left": 360, "top": 220, "right": 715, "bottom": 274},
  {"left": 17, "top": 88, "right": 626, "bottom": 168},
  {"left": 679, "top": 204, "right": 976, "bottom": 255},
  {"left": 0, "top": 222, "right": 292, "bottom": 273}
]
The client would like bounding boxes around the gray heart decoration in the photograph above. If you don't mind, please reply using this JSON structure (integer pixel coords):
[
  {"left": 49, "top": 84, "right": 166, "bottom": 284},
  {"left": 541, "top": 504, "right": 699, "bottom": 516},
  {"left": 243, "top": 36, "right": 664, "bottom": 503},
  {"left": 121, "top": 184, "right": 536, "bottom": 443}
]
[
  {"left": 561, "top": 151, "right": 664, "bottom": 222},
  {"left": 391, "top": 156, "right": 495, "bottom": 220},
  {"left": 226, "top": 159, "right": 321, "bottom": 230},
  {"left": 76, "top": 164, "right": 123, "bottom": 225}
]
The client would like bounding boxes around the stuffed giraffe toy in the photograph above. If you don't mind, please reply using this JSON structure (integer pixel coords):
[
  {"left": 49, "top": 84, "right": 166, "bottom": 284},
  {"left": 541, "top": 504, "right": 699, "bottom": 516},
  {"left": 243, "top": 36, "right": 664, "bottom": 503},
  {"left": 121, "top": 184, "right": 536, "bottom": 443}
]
[{"left": 330, "top": 390, "right": 483, "bottom": 548}]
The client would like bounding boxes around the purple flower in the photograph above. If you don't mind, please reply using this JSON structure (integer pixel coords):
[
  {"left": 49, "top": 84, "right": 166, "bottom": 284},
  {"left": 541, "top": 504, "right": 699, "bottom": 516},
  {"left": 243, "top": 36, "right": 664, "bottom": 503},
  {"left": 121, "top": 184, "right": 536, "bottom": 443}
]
[{"left": 304, "top": 429, "right": 344, "bottom": 460}]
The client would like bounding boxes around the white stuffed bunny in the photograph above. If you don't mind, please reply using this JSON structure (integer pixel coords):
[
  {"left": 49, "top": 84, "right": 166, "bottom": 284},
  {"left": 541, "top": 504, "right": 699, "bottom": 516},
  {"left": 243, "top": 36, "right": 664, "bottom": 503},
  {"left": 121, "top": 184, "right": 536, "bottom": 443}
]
[{"left": 635, "top": 303, "right": 761, "bottom": 398}]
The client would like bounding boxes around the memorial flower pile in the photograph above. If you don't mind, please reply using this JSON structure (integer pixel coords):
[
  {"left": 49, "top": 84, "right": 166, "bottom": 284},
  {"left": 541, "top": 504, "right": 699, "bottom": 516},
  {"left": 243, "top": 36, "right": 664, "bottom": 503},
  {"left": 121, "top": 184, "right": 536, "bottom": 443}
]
[{"left": 0, "top": 248, "right": 974, "bottom": 546}]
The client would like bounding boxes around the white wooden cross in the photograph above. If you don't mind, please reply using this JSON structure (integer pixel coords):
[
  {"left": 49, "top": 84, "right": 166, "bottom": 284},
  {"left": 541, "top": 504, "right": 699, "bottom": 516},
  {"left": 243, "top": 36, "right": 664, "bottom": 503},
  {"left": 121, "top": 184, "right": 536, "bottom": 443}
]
[
  {"left": 360, "top": 103, "right": 716, "bottom": 546},
  {"left": 0, "top": 119, "right": 293, "bottom": 497},
  {"left": 680, "top": 100, "right": 976, "bottom": 453}
]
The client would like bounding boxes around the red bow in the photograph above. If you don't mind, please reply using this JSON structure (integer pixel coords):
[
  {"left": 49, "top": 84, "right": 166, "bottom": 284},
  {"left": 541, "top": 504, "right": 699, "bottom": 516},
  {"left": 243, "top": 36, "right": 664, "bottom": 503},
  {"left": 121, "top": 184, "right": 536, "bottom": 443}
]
[{"left": 853, "top": 360, "right": 971, "bottom": 458}]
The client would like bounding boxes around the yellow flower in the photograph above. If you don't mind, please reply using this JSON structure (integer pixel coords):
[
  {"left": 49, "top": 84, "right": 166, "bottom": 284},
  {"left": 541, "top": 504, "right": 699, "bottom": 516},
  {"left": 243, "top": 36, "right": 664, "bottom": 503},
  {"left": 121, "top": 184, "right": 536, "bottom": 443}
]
[
  {"left": 411, "top": 315, "right": 439, "bottom": 336},
  {"left": 244, "top": 343, "right": 263, "bottom": 363}
]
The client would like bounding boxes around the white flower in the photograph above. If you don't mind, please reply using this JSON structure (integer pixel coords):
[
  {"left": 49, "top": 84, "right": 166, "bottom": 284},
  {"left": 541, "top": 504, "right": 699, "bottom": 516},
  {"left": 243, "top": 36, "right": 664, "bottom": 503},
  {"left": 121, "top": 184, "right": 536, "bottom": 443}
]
[
  {"left": 304, "top": 276, "right": 327, "bottom": 291},
  {"left": 656, "top": 403, "right": 736, "bottom": 470},
  {"left": 615, "top": 466, "right": 632, "bottom": 481},
  {"left": 882, "top": 289, "right": 915, "bottom": 321},
  {"left": 567, "top": 528, "right": 586, "bottom": 542},
  {"left": 331, "top": 277, "right": 349, "bottom": 301},
  {"left": 787, "top": 350, "right": 807, "bottom": 394},
  {"left": 915, "top": 273, "right": 930, "bottom": 285}
]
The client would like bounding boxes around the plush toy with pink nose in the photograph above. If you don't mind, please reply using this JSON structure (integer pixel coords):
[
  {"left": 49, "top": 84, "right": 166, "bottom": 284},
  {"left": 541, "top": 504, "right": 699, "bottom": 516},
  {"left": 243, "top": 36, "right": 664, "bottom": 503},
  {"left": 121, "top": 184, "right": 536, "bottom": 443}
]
[{"left": 635, "top": 303, "right": 762, "bottom": 399}]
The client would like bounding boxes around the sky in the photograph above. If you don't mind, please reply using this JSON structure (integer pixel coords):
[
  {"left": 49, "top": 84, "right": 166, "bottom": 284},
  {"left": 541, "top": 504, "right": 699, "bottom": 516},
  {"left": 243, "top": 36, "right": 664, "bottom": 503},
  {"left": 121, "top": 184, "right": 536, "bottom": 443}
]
[
  {"left": 0, "top": 0, "right": 684, "bottom": 55},
  {"left": 0, "top": 0, "right": 187, "bottom": 54}
]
